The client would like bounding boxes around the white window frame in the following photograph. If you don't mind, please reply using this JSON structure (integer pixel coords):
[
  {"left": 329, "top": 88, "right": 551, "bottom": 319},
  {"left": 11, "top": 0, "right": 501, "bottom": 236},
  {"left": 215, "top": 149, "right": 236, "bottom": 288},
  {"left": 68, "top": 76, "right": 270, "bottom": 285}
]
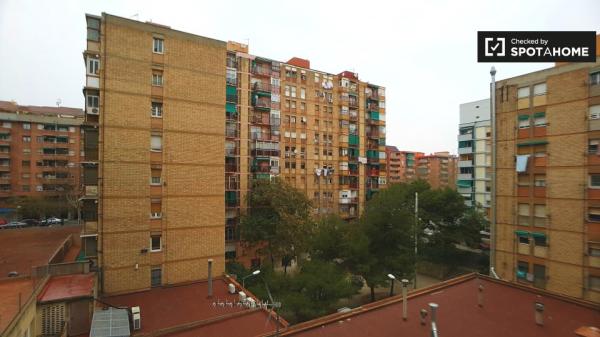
[
  {"left": 87, "top": 58, "right": 100, "bottom": 75},
  {"left": 150, "top": 235, "right": 162, "bottom": 252},
  {"left": 152, "top": 73, "right": 163, "bottom": 86},
  {"left": 300, "top": 88, "right": 306, "bottom": 99},
  {"left": 87, "top": 95, "right": 99, "bottom": 109},
  {"left": 22, "top": 123, "right": 31, "bottom": 130},
  {"left": 533, "top": 83, "right": 547, "bottom": 96},
  {"left": 517, "top": 87, "right": 530, "bottom": 99},
  {"left": 590, "top": 174, "right": 600, "bottom": 189},
  {"left": 151, "top": 102, "right": 163, "bottom": 118},
  {"left": 291, "top": 86, "right": 297, "bottom": 98},
  {"left": 150, "top": 176, "right": 161, "bottom": 185},
  {"left": 151, "top": 135, "right": 162, "bottom": 152},
  {"left": 153, "top": 37, "right": 164, "bottom": 54}
]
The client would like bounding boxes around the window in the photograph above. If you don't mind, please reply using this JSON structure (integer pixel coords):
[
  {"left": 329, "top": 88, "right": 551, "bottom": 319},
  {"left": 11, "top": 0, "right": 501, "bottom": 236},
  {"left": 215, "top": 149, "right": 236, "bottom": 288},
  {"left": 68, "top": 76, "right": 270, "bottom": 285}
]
[
  {"left": 517, "top": 87, "right": 529, "bottom": 99},
  {"left": 588, "top": 207, "right": 600, "bottom": 222},
  {"left": 533, "top": 83, "right": 547, "bottom": 96},
  {"left": 150, "top": 235, "right": 161, "bottom": 252},
  {"left": 518, "top": 116, "right": 530, "bottom": 129},
  {"left": 284, "top": 85, "right": 290, "bottom": 97},
  {"left": 590, "top": 174, "right": 600, "bottom": 188},
  {"left": 151, "top": 102, "right": 163, "bottom": 118},
  {"left": 153, "top": 37, "right": 164, "bottom": 54},
  {"left": 22, "top": 136, "right": 31, "bottom": 142},
  {"left": 591, "top": 71, "right": 600, "bottom": 86},
  {"left": 3, "top": 122, "right": 11, "bottom": 128},
  {"left": 151, "top": 176, "right": 161, "bottom": 185},
  {"left": 589, "top": 140, "right": 600, "bottom": 154},
  {"left": 518, "top": 203, "right": 530, "bottom": 226},
  {"left": 588, "top": 275, "right": 600, "bottom": 291},
  {"left": 86, "top": 16, "right": 100, "bottom": 41},
  {"left": 152, "top": 72, "right": 163, "bottom": 86},
  {"left": 87, "top": 94, "right": 99, "bottom": 109},
  {"left": 533, "top": 112, "right": 546, "bottom": 126},
  {"left": 518, "top": 236, "right": 529, "bottom": 244},
  {"left": 87, "top": 58, "right": 99, "bottom": 75},
  {"left": 533, "top": 235, "right": 547, "bottom": 247},
  {"left": 22, "top": 185, "right": 30, "bottom": 192},
  {"left": 22, "top": 160, "right": 30, "bottom": 167},
  {"left": 589, "top": 246, "right": 600, "bottom": 257},
  {"left": 534, "top": 204, "right": 546, "bottom": 227},
  {"left": 23, "top": 148, "right": 30, "bottom": 154},
  {"left": 291, "top": 86, "right": 297, "bottom": 98},
  {"left": 534, "top": 175, "right": 546, "bottom": 187},
  {"left": 300, "top": 88, "right": 306, "bottom": 99},
  {"left": 517, "top": 261, "right": 528, "bottom": 280},
  {"left": 151, "top": 267, "right": 162, "bottom": 287},
  {"left": 22, "top": 123, "right": 30, "bottom": 130},
  {"left": 151, "top": 135, "right": 162, "bottom": 151},
  {"left": 150, "top": 212, "right": 162, "bottom": 219}
]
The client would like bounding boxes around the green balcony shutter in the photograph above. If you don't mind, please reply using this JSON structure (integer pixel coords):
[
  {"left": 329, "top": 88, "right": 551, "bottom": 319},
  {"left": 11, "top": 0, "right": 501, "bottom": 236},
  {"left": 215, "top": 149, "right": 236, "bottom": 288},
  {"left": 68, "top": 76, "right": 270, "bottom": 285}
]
[{"left": 226, "top": 103, "right": 237, "bottom": 113}]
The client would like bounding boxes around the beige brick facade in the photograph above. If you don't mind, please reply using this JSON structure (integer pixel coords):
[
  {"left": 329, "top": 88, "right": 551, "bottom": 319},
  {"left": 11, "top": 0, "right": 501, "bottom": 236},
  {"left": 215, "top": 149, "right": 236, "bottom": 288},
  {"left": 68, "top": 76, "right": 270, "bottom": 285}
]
[
  {"left": 83, "top": 14, "right": 225, "bottom": 294},
  {"left": 494, "top": 58, "right": 600, "bottom": 303}
]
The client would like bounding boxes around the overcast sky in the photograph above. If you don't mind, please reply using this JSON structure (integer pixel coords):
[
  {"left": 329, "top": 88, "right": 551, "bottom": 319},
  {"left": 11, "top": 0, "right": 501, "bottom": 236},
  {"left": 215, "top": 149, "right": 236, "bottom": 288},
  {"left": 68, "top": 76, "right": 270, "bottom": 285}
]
[{"left": 0, "top": 0, "right": 598, "bottom": 154}]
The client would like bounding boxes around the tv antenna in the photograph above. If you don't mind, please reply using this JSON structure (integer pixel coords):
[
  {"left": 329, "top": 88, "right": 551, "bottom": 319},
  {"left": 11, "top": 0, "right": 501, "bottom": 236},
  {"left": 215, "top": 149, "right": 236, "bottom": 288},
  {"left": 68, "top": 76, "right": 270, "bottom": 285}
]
[{"left": 56, "top": 98, "right": 62, "bottom": 107}]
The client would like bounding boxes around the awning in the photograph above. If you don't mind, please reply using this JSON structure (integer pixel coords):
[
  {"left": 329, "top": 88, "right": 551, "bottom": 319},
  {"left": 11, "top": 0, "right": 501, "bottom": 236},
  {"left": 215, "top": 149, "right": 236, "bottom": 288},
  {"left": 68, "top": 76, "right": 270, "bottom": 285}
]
[
  {"left": 517, "top": 140, "right": 548, "bottom": 147},
  {"left": 516, "top": 155, "right": 530, "bottom": 173},
  {"left": 533, "top": 112, "right": 546, "bottom": 118},
  {"left": 226, "top": 103, "right": 236, "bottom": 113},
  {"left": 457, "top": 180, "right": 473, "bottom": 188},
  {"left": 518, "top": 115, "right": 530, "bottom": 121},
  {"left": 515, "top": 230, "right": 530, "bottom": 237},
  {"left": 531, "top": 232, "right": 546, "bottom": 238}
]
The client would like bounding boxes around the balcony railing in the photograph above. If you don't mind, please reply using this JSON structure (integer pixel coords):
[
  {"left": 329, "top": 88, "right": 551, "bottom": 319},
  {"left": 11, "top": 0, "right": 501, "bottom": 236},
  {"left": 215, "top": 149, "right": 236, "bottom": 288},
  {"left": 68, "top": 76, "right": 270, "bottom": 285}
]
[
  {"left": 252, "top": 82, "right": 272, "bottom": 92},
  {"left": 251, "top": 66, "right": 272, "bottom": 77}
]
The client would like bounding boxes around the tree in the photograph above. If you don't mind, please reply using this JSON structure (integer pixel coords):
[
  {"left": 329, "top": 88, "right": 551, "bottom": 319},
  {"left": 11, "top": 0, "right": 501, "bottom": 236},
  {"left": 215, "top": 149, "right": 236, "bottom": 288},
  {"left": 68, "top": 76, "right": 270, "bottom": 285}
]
[
  {"left": 347, "top": 183, "right": 417, "bottom": 302},
  {"left": 309, "top": 214, "right": 351, "bottom": 262},
  {"left": 240, "top": 179, "right": 314, "bottom": 273}
]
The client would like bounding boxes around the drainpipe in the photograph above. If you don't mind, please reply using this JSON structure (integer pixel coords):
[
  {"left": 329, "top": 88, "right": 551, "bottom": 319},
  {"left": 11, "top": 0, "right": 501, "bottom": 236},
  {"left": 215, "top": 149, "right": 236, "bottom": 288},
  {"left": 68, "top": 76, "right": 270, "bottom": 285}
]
[{"left": 490, "top": 66, "right": 497, "bottom": 277}]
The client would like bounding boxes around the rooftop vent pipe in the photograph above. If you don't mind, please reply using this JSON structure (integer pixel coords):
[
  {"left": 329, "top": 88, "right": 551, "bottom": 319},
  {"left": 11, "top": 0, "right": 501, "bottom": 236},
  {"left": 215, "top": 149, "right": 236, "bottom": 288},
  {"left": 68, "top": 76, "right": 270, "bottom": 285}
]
[
  {"left": 208, "top": 259, "right": 213, "bottom": 298},
  {"left": 401, "top": 279, "right": 409, "bottom": 320},
  {"left": 534, "top": 302, "right": 544, "bottom": 326},
  {"left": 478, "top": 284, "right": 484, "bottom": 307},
  {"left": 419, "top": 309, "right": 428, "bottom": 326},
  {"left": 429, "top": 303, "right": 439, "bottom": 337}
]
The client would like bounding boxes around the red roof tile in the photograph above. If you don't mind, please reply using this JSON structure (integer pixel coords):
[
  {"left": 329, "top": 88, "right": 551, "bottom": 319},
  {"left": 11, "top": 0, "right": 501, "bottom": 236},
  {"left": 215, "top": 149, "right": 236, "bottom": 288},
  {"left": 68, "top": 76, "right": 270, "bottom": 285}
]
[
  {"left": 287, "top": 57, "right": 310, "bottom": 69},
  {"left": 37, "top": 273, "right": 95, "bottom": 303},
  {"left": 102, "top": 277, "right": 284, "bottom": 337},
  {"left": 275, "top": 274, "right": 600, "bottom": 337},
  {"left": 0, "top": 100, "right": 83, "bottom": 117}
]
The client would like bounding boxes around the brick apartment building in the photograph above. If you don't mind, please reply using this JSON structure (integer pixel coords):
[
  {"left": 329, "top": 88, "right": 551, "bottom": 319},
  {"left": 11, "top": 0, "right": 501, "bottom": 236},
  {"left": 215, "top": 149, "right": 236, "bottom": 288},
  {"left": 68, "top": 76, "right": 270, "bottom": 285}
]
[
  {"left": 81, "top": 13, "right": 387, "bottom": 293},
  {"left": 458, "top": 99, "right": 491, "bottom": 212},
  {"left": 493, "top": 45, "right": 600, "bottom": 302},
  {"left": 81, "top": 14, "right": 226, "bottom": 294},
  {"left": 224, "top": 44, "right": 387, "bottom": 263},
  {"left": 415, "top": 151, "right": 458, "bottom": 189},
  {"left": 385, "top": 146, "right": 423, "bottom": 184},
  {"left": 0, "top": 101, "right": 82, "bottom": 211}
]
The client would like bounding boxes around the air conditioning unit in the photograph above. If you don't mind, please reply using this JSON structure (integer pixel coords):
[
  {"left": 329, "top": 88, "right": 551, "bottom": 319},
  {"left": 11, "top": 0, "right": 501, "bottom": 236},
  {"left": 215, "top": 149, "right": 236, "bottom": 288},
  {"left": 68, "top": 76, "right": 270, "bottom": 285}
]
[
  {"left": 591, "top": 112, "right": 600, "bottom": 120},
  {"left": 238, "top": 291, "right": 247, "bottom": 303},
  {"left": 133, "top": 313, "right": 141, "bottom": 330},
  {"left": 246, "top": 297, "right": 256, "bottom": 308},
  {"left": 228, "top": 283, "right": 236, "bottom": 294},
  {"left": 87, "top": 107, "right": 99, "bottom": 115},
  {"left": 131, "top": 306, "right": 141, "bottom": 330}
]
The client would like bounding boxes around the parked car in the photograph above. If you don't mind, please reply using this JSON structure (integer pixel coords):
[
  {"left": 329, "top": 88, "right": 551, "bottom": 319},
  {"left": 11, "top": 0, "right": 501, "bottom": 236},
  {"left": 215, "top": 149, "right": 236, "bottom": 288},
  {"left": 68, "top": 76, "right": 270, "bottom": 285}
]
[
  {"left": 0, "top": 218, "right": 7, "bottom": 226},
  {"left": 21, "top": 219, "right": 39, "bottom": 226},
  {"left": 1, "top": 221, "right": 27, "bottom": 229},
  {"left": 41, "top": 217, "right": 63, "bottom": 226}
]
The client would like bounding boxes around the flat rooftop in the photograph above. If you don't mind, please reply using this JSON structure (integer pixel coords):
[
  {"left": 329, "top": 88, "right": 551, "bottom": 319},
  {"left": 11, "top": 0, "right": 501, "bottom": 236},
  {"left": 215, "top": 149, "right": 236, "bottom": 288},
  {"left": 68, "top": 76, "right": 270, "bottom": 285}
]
[
  {"left": 278, "top": 274, "right": 599, "bottom": 337},
  {"left": 102, "top": 276, "right": 284, "bottom": 337},
  {"left": 38, "top": 273, "right": 95, "bottom": 303},
  {"left": 0, "top": 226, "right": 81, "bottom": 278},
  {"left": 0, "top": 278, "right": 33, "bottom": 333}
]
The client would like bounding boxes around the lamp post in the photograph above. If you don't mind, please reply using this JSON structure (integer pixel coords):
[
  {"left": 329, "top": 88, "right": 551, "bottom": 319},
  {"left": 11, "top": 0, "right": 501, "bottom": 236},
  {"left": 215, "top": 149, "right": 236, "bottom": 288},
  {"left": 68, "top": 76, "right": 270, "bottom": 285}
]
[
  {"left": 414, "top": 191, "right": 419, "bottom": 289},
  {"left": 387, "top": 273, "right": 396, "bottom": 297},
  {"left": 242, "top": 269, "right": 261, "bottom": 289}
]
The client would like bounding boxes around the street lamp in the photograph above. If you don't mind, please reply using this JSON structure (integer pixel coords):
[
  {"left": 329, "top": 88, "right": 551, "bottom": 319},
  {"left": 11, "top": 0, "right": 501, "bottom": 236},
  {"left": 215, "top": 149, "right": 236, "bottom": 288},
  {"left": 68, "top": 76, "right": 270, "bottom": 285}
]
[
  {"left": 242, "top": 269, "right": 261, "bottom": 289},
  {"left": 387, "top": 273, "right": 396, "bottom": 297}
]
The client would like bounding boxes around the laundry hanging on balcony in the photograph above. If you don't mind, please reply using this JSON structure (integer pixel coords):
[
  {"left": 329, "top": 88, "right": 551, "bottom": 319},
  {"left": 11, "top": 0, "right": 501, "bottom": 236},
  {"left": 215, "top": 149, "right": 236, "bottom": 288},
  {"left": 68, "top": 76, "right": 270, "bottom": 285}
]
[{"left": 516, "top": 154, "right": 530, "bottom": 173}]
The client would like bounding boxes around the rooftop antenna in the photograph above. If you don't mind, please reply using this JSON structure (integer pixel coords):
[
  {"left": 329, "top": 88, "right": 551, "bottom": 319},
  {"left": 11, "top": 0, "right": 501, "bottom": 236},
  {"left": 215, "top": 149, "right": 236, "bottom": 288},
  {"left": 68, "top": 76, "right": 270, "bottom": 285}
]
[
  {"left": 56, "top": 98, "right": 62, "bottom": 107},
  {"left": 130, "top": 13, "right": 139, "bottom": 20}
]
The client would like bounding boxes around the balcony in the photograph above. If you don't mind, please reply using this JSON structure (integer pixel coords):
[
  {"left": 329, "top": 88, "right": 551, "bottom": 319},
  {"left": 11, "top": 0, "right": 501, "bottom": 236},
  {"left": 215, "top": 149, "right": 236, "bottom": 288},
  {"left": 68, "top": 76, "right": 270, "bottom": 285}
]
[
  {"left": 252, "top": 82, "right": 271, "bottom": 93},
  {"left": 252, "top": 97, "right": 271, "bottom": 111},
  {"left": 251, "top": 66, "right": 271, "bottom": 77},
  {"left": 533, "top": 245, "right": 547, "bottom": 258},
  {"left": 518, "top": 243, "right": 530, "bottom": 255},
  {"left": 458, "top": 147, "right": 473, "bottom": 154},
  {"left": 458, "top": 133, "right": 472, "bottom": 142},
  {"left": 457, "top": 173, "right": 473, "bottom": 180},
  {"left": 458, "top": 160, "right": 473, "bottom": 168}
]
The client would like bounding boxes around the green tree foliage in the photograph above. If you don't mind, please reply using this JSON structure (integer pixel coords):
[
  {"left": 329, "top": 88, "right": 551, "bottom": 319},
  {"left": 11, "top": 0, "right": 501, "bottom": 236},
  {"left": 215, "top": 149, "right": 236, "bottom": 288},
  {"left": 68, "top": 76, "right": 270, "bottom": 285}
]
[
  {"left": 247, "top": 260, "right": 360, "bottom": 324},
  {"left": 348, "top": 183, "right": 417, "bottom": 302},
  {"left": 240, "top": 179, "right": 314, "bottom": 272}
]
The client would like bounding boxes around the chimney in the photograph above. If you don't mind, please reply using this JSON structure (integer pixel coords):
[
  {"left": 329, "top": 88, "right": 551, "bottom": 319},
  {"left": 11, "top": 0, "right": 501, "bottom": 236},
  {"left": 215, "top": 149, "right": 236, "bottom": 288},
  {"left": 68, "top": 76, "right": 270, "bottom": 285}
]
[
  {"left": 478, "top": 284, "right": 484, "bottom": 307},
  {"left": 534, "top": 302, "right": 544, "bottom": 326},
  {"left": 401, "top": 279, "right": 409, "bottom": 320},
  {"left": 207, "top": 259, "right": 213, "bottom": 297},
  {"left": 429, "top": 303, "right": 439, "bottom": 337},
  {"left": 419, "top": 309, "right": 428, "bottom": 326}
]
